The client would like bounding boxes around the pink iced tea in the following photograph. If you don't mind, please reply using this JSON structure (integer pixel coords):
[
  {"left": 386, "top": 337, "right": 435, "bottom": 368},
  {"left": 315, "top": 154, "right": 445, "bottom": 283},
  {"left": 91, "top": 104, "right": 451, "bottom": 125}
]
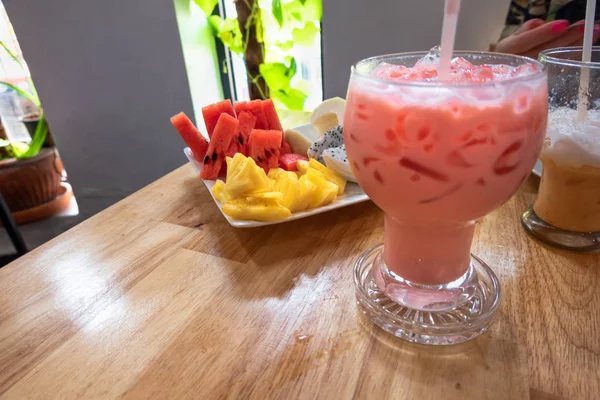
[{"left": 345, "top": 54, "right": 547, "bottom": 285}]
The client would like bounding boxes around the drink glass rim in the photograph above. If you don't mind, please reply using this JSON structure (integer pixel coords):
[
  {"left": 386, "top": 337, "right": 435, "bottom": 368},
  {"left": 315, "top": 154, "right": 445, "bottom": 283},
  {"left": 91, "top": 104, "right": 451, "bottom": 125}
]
[
  {"left": 539, "top": 46, "right": 600, "bottom": 69},
  {"left": 351, "top": 50, "right": 546, "bottom": 89}
]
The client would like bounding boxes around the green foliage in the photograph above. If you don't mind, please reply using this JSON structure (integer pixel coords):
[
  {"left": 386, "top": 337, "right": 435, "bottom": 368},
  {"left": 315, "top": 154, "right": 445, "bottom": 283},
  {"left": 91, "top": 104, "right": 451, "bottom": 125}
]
[
  {"left": 260, "top": 57, "right": 307, "bottom": 110},
  {"left": 291, "top": 21, "right": 318, "bottom": 47},
  {"left": 193, "top": 0, "right": 218, "bottom": 16},
  {"left": 275, "top": 40, "right": 294, "bottom": 51},
  {"left": 272, "top": 0, "right": 283, "bottom": 28},
  {"left": 282, "top": 0, "right": 321, "bottom": 22},
  {"left": 273, "top": 88, "right": 307, "bottom": 110},
  {"left": 259, "top": 58, "right": 295, "bottom": 92},
  {"left": 209, "top": 15, "right": 244, "bottom": 55},
  {"left": 200, "top": 0, "right": 322, "bottom": 110},
  {"left": 22, "top": 111, "right": 48, "bottom": 158}
]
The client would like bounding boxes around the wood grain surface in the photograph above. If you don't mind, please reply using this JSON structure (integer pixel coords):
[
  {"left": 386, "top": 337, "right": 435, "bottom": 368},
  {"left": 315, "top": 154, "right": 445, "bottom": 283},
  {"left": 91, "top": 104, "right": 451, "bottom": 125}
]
[{"left": 0, "top": 165, "right": 598, "bottom": 400}]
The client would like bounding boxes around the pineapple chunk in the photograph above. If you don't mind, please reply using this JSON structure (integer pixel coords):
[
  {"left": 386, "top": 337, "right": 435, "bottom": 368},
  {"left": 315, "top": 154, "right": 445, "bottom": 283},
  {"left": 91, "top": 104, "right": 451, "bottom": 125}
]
[
  {"left": 297, "top": 159, "right": 310, "bottom": 175},
  {"left": 246, "top": 191, "right": 284, "bottom": 203},
  {"left": 226, "top": 153, "right": 245, "bottom": 174},
  {"left": 225, "top": 156, "right": 271, "bottom": 198},
  {"left": 222, "top": 200, "right": 291, "bottom": 222},
  {"left": 273, "top": 171, "right": 299, "bottom": 211},
  {"left": 304, "top": 169, "right": 338, "bottom": 208},
  {"left": 307, "top": 159, "right": 346, "bottom": 195},
  {"left": 295, "top": 175, "right": 317, "bottom": 211},
  {"left": 212, "top": 180, "right": 227, "bottom": 203},
  {"left": 268, "top": 168, "right": 285, "bottom": 180}
]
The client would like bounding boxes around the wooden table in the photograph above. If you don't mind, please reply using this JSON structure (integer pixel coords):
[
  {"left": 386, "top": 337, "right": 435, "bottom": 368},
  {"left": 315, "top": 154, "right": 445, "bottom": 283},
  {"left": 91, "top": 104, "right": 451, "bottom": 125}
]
[{"left": 0, "top": 165, "right": 598, "bottom": 399}]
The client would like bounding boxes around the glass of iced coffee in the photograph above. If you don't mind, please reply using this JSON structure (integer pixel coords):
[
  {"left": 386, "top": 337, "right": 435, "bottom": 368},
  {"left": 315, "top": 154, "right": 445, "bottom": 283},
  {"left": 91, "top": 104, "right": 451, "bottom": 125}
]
[{"left": 522, "top": 47, "right": 600, "bottom": 251}]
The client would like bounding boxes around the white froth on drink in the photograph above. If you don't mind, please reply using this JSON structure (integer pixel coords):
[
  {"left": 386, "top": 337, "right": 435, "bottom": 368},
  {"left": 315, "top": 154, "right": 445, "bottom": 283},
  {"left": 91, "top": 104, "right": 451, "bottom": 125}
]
[{"left": 544, "top": 107, "right": 600, "bottom": 167}]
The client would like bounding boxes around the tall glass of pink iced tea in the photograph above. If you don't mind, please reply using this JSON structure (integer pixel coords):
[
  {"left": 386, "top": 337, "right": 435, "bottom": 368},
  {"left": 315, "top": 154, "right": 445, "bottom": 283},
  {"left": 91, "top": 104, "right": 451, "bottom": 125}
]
[{"left": 347, "top": 50, "right": 547, "bottom": 345}]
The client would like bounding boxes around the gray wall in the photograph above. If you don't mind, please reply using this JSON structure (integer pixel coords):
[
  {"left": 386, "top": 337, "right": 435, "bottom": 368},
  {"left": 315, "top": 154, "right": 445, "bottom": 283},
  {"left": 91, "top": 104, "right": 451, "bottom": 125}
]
[
  {"left": 3, "top": 0, "right": 195, "bottom": 221},
  {"left": 322, "top": 0, "right": 511, "bottom": 98}
]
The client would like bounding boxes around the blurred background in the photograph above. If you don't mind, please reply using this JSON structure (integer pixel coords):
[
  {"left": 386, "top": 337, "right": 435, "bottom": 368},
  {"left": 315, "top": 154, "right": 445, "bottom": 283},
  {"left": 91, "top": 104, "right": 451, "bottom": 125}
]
[{"left": 0, "top": 0, "right": 511, "bottom": 263}]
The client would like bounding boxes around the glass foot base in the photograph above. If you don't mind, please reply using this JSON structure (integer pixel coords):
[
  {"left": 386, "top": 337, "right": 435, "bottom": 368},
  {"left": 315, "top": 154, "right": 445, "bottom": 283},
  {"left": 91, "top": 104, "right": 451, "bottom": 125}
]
[
  {"left": 353, "top": 244, "right": 501, "bottom": 346},
  {"left": 521, "top": 206, "right": 600, "bottom": 252}
]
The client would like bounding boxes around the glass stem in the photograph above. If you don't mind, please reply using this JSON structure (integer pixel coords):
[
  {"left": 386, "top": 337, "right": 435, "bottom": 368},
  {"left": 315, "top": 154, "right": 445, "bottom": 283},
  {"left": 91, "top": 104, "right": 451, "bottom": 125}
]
[{"left": 383, "top": 216, "right": 475, "bottom": 285}]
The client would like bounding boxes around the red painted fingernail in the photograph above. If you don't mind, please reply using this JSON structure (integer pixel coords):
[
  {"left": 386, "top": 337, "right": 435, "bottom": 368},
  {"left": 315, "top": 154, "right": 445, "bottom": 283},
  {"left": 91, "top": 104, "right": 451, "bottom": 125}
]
[
  {"left": 577, "top": 25, "right": 586, "bottom": 32},
  {"left": 552, "top": 20, "right": 569, "bottom": 33}
]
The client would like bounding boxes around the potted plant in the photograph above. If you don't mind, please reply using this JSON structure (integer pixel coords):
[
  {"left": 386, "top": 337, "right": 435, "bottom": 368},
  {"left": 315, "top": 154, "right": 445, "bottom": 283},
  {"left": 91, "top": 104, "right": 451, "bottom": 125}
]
[{"left": 0, "top": 41, "right": 62, "bottom": 215}]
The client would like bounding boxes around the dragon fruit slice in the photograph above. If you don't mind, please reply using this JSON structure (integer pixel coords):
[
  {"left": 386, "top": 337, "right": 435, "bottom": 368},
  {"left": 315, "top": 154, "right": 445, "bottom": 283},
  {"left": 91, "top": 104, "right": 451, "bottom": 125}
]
[
  {"left": 322, "top": 145, "right": 357, "bottom": 183},
  {"left": 307, "top": 125, "right": 344, "bottom": 162}
]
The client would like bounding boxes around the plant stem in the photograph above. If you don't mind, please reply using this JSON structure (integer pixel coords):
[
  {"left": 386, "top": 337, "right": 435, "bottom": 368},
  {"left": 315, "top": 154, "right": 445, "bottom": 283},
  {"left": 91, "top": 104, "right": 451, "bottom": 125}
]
[
  {"left": 248, "top": 72, "right": 267, "bottom": 99},
  {"left": 235, "top": 0, "right": 268, "bottom": 100}
]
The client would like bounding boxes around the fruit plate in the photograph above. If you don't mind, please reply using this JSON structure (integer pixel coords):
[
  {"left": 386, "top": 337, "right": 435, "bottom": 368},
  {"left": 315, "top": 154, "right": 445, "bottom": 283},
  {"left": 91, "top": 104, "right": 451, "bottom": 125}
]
[{"left": 184, "top": 124, "right": 369, "bottom": 228}]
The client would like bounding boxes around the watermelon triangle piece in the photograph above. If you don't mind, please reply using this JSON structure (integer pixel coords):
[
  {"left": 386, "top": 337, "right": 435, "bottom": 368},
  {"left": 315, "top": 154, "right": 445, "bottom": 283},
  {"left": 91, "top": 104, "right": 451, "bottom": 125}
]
[
  {"left": 234, "top": 101, "right": 269, "bottom": 130},
  {"left": 170, "top": 112, "right": 209, "bottom": 162},
  {"left": 202, "top": 99, "right": 236, "bottom": 138},
  {"left": 261, "top": 99, "right": 283, "bottom": 131},
  {"left": 236, "top": 111, "right": 257, "bottom": 156},
  {"left": 200, "top": 113, "right": 239, "bottom": 180},
  {"left": 280, "top": 138, "right": 291, "bottom": 155},
  {"left": 248, "top": 129, "right": 282, "bottom": 172}
]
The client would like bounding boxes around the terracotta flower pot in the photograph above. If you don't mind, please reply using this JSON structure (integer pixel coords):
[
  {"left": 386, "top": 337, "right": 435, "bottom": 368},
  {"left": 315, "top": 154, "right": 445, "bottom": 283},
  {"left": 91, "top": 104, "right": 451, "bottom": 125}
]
[{"left": 0, "top": 148, "right": 62, "bottom": 213}]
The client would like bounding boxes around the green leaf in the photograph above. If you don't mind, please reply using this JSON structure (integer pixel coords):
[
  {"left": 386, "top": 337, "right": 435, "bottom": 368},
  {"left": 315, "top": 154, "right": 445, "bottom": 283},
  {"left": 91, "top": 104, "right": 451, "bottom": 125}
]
[
  {"left": 282, "top": 1, "right": 303, "bottom": 21},
  {"left": 283, "top": 0, "right": 321, "bottom": 22},
  {"left": 0, "top": 81, "right": 39, "bottom": 106},
  {"left": 209, "top": 16, "right": 244, "bottom": 54},
  {"left": 21, "top": 113, "right": 47, "bottom": 158},
  {"left": 291, "top": 22, "right": 319, "bottom": 47},
  {"left": 303, "top": 0, "right": 322, "bottom": 20},
  {"left": 276, "top": 40, "right": 294, "bottom": 51},
  {"left": 259, "top": 62, "right": 291, "bottom": 92},
  {"left": 272, "top": 0, "right": 284, "bottom": 28},
  {"left": 11, "top": 142, "right": 29, "bottom": 158},
  {"left": 193, "top": 0, "right": 218, "bottom": 16},
  {"left": 208, "top": 15, "right": 222, "bottom": 34},
  {"left": 0, "top": 41, "right": 24, "bottom": 71},
  {"left": 273, "top": 88, "right": 307, "bottom": 110},
  {"left": 286, "top": 57, "right": 297, "bottom": 77}
]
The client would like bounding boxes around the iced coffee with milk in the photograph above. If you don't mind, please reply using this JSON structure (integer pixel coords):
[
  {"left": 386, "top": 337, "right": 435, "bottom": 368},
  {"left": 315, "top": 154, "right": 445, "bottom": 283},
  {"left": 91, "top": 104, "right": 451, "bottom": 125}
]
[
  {"left": 534, "top": 108, "right": 600, "bottom": 232},
  {"left": 522, "top": 47, "right": 600, "bottom": 251}
]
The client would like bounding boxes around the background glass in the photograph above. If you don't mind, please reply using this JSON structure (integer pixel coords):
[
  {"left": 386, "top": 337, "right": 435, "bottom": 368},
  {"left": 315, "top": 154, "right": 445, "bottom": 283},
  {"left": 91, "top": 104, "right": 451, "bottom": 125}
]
[{"left": 522, "top": 47, "right": 600, "bottom": 251}]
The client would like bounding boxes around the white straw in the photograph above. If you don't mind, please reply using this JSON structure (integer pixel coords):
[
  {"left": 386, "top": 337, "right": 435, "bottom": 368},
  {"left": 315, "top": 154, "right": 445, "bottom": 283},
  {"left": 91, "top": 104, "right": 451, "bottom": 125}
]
[
  {"left": 576, "top": 0, "right": 597, "bottom": 122},
  {"left": 439, "top": 0, "right": 461, "bottom": 81}
]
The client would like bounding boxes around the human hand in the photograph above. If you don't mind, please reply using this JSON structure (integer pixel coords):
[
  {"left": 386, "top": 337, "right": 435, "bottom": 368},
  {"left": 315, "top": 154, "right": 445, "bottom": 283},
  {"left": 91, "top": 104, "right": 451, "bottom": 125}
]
[{"left": 494, "top": 19, "right": 600, "bottom": 59}]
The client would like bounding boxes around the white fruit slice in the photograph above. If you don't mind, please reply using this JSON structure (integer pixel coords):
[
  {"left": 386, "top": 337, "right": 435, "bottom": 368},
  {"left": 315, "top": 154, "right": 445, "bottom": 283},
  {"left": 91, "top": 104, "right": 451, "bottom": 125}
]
[
  {"left": 311, "top": 97, "right": 346, "bottom": 135},
  {"left": 323, "top": 145, "right": 357, "bottom": 183},
  {"left": 284, "top": 129, "right": 313, "bottom": 155},
  {"left": 307, "top": 125, "right": 344, "bottom": 162}
]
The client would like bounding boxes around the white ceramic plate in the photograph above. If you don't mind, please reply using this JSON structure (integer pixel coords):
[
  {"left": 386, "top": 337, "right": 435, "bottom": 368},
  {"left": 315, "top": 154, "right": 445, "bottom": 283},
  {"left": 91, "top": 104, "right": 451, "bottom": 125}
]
[{"left": 184, "top": 124, "right": 369, "bottom": 228}]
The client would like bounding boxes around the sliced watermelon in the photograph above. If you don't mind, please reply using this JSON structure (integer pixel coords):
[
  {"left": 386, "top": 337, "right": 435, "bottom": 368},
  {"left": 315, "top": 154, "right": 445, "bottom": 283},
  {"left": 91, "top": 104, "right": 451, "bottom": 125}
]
[
  {"left": 262, "top": 99, "right": 283, "bottom": 131},
  {"left": 200, "top": 113, "right": 239, "bottom": 180},
  {"left": 279, "top": 153, "right": 308, "bottom": 172},
  {"left": 170, "top": 112, "right": 209, "bottom": 162},
  {"left": 248, "top": 129, "right": 282, "bottom": 172},
  {"left": 202, "top": 99, "right": 236, "bottom": 138},
  {"left": 219, "top": 140, "right": 240, "bottom": 176},
  {"left": 280, "top": 138, "right": 292, "bottom": 155},
  {"left": 236, "top": 111, "right": 257, "bottom": 155},
  {"left": 234, "top": 101, "right": 269, "bottom": 130}
]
